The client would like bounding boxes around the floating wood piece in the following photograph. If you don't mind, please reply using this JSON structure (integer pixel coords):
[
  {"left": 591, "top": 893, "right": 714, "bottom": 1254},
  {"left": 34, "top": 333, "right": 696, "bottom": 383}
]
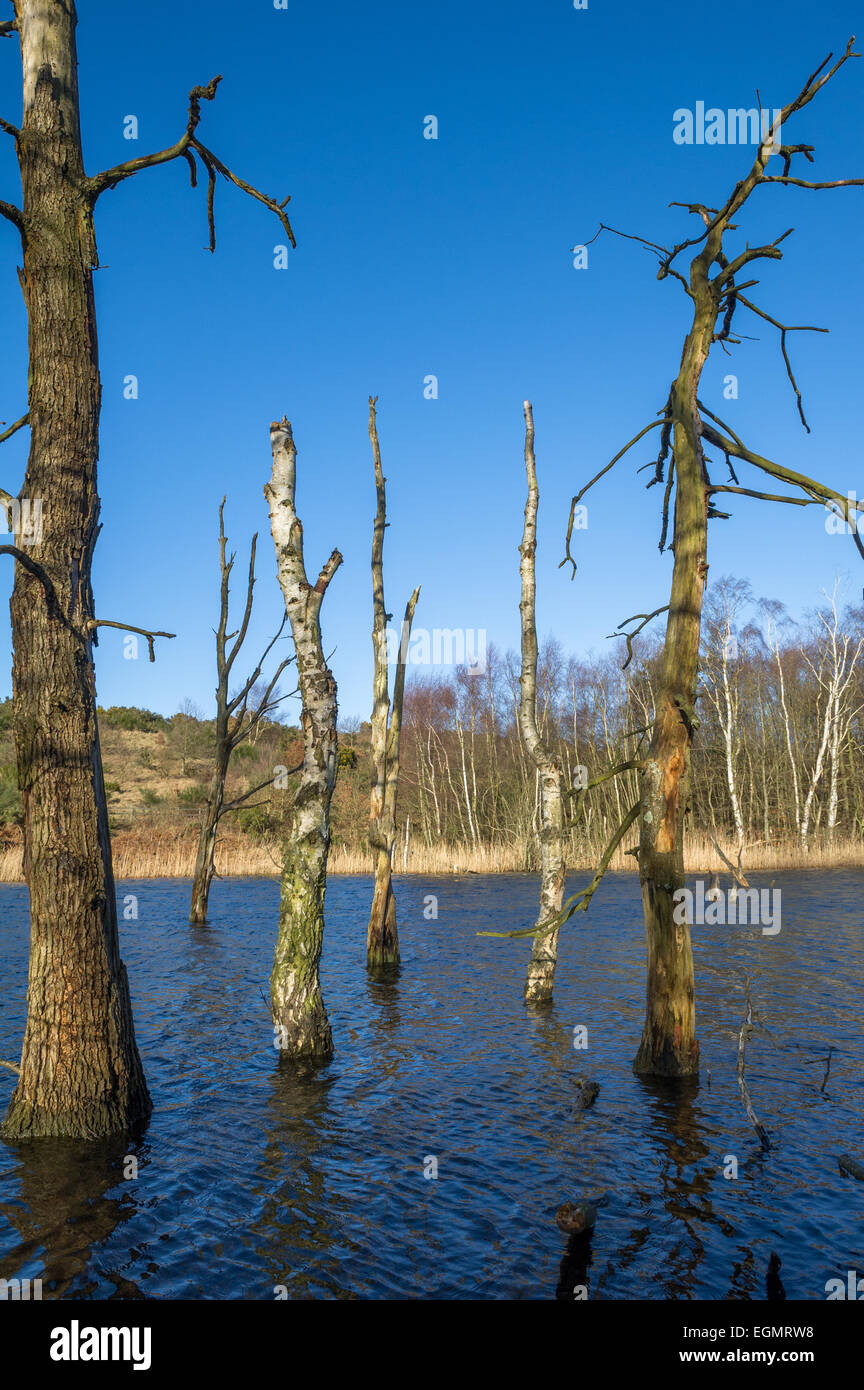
[
  {"left": 556, "top": 1201, "right": 598, "bottom": 1236},
  {"left": 838, "top": 1154, "right": 864, "bottom": 1182}
]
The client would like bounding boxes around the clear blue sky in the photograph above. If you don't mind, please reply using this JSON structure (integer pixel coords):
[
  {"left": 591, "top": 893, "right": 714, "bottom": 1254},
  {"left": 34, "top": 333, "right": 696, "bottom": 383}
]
[{"left": 0, "top": 0, "right": 861, "bottom": 722}]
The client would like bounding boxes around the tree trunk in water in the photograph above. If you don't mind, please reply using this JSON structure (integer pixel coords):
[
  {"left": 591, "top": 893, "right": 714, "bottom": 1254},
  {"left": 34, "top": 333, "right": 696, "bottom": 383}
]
[
  {"left": 265, "top": 418, "right": 342, "bottom": 1057},
  {"left": 633, "top": 280, "right": 714, "bottom": 1077},
  {"left": 189, "top": 759, "right": 226, "bottom": 924},
  {"left": 518, "top": 403, "right": 565, "bottom": 1005},
  {"left": 365, "top": 397, "right": 419, "bottom": 970},
  {"left": 368, "top": 846, "right": 397, "bottom": 966},
  {"left": 1, "top": 1, "right": 151, "bottom": 1138}
]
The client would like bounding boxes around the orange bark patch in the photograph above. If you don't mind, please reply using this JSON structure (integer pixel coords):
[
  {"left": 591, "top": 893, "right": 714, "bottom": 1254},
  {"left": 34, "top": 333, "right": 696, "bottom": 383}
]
[{"left": 657, "top": 748, "right": 685, "bottom": 853}]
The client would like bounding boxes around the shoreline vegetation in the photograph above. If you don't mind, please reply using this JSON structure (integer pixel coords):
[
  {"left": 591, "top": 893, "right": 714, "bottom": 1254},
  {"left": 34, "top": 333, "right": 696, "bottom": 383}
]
[{"left": 0, "top": 830, "right": 861, "bottom": 883}]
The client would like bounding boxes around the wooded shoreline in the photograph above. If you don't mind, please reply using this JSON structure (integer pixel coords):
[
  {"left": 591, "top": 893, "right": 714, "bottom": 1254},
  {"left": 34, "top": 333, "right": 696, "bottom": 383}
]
[{"left": 1, "top": 831, "right": 861, "bottom": 882}]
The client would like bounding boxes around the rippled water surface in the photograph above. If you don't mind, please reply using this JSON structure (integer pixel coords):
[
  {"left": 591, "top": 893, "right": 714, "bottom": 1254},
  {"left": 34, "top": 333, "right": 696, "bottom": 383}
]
[{"left": 1, "top": 871, "right": 863, "bottom": 1299}]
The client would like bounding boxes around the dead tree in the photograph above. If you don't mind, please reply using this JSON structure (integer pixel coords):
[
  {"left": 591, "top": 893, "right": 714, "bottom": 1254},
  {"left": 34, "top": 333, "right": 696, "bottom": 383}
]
[
  {"left": 0, "top": 2, "right": 296, "bottom": 1138},
  {"left": 560, "top": 38, "right": 864, "bottom": 1077},
  {"left": 265, "top": 418, "right": 342, "bottom": 1057},
  {"left": 519, "top": 403, "right": 565, "bottom": 1004},
  {"left": 366, "top": 397, "right": 420, "bottom": 969},
  {"left": 188, "top": 499, "right": 295, "bottom": 925},
  {"left": 483, "top": 39, "right": 864, "bottom": 1076}
]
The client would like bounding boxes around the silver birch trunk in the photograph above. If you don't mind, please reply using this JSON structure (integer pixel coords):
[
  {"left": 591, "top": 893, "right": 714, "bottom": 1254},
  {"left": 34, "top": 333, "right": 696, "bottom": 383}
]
[
  {"left": 518, "top": 403, "right": 565, "bottom": 1004},
  {"left": 265, "top": 417, "right": 342, "bottom": 1056}
]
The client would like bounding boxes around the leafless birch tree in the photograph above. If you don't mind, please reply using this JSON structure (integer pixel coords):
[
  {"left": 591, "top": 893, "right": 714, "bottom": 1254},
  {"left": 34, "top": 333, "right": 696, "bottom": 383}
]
[
  {"left": 518, "top": 403, "right": 566, "bottom": 1004},
  {"left": 265, "top": 418, "right": 342, "bottom": 1057}
]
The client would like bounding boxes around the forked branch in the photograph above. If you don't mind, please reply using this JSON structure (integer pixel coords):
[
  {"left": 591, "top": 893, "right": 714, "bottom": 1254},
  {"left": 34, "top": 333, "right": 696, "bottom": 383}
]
[{"left": 86, "top": 76, "right": 296, "bottom": 252}]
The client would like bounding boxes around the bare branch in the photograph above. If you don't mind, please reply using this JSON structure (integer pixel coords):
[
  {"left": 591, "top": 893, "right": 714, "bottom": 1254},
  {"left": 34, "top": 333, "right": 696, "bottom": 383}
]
[
  {"left": 85, "top": 75, "right": 296, "bottom": 251},
  {"left": 0, "top": 198, "right": 23, "bottom": 232},
  {"left": 224, "top": 531, "right": 258, "bottom": 682},
  {"left": 561, "top": 418, "right": 670, "bottom": 576},
  {"left": 219, "top": 764, "right": 303, "bottom": 816},
  {"left": 737, "top": 978, "right": 771, "bottom": 1150},
  {"left": 0, "top": 545, "right": 61, "bottom": 615},
  {"left": 86, "top": 76, "right": 223, "bottom": 196},
  {"left": 713, "top": 227, "right": 793, "bottom": 287},
  {"left": 736, "top": 293, "right": 828, "bottom": 431},
  {"left": 760, "top": 175, "right": 864, "bottom": 190},
  {"left": 700, "top": 421, "right": 864, "bottom": 562},
  {"left": 609, "top": 605, "right": 670, "bottom": 670},
  {"left": 582, "top": 221, "right": 671, "bottom": 258},
  {"left": 708, "top": 834, "right": 750, "bottom": 887},
  {"left": 708, "top": 484, "right": 817, "bottom": 507},
  {"left": 565, "top": 758, "right": 645, "bottom": 823},
  {"left": 226, "top": 637, "right": 292, "bottom": 723},
  {"left": 479, "top": 802, "right": 641, "bottom": 939},
  {"left": 83, "top": 619, "right": 175, "bottom": 662},
  {"left": 0, "top": 412, "right": 28, "bottom": 445},
  {"left": 190, "top": 137, "right": 297, "bottom": 250}
]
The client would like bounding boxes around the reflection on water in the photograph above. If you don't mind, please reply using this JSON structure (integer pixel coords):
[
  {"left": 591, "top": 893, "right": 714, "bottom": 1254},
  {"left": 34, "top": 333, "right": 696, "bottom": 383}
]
[{"left": 1, "top": 872, "right": 862, "bottom": 1299}]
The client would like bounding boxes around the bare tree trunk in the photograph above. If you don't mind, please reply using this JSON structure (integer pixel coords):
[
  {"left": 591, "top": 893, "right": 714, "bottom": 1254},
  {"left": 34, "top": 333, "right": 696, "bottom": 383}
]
[
  {"left": 366, "top": 398, "right": 419, "bottom": 968},
  {"left": 518, "top": 404, "right": 565, "bottom": 1005},
  {"left": 1, "top": 1, "right": 151, "bottom": 1138},
  {"left": 632, "top": 295, "right": 709, "bottom": 1078},
  {"left": 559, "top": 40, "right": 864, "bottom": 1077},
  {"left": 265, "top": 417, "right": 342, "bottom": 1056},
  {"left": 189, "top": 500, "right": 290, "bottom": 924},
  {"left": 189, "top": 755, "right": 228, "bottom": 924}
]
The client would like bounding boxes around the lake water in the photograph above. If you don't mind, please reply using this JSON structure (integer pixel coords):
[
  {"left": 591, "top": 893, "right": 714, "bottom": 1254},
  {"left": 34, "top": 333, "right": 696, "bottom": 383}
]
[{"left": 1, "top": 871, "right": 862, "bottom": 1300}]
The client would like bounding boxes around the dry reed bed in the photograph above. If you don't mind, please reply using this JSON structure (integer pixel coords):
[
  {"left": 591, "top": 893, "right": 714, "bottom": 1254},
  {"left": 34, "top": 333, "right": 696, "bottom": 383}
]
[{"left": 0, "top": 831, "right": 860, "bottom": 883}]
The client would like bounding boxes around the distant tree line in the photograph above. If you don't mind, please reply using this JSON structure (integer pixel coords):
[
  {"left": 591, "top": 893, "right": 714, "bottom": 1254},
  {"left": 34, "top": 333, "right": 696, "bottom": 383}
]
[{"left": 380, "top": 581, "right": 864, "bottom": 861}]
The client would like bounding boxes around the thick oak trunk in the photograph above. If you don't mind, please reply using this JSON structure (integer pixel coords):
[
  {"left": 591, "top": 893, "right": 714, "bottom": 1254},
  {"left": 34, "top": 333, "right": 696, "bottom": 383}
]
[{"left": 2, "top": 1, "right": 150, "bottom": 1138}]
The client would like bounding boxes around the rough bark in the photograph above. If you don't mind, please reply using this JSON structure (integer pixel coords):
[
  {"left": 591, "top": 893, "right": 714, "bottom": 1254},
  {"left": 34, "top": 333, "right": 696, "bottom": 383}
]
[
  {"left": 265, "top": 418, "right": 341, "bottom": 1056},
  {"left": 366, "top": 397, "right": 420, "bottom": 969},
  {"left": 1, "top": 0, "right": 151, "bottom": 1139},
  {"left": 632, "top": 278, "right": 711, "bottom": 1076},
  {"left": 0, "top": 3, "right": 301, "bottom": 1128},
  {"left": 518, "top": 403, "right": 565, "bottom": 1004}
]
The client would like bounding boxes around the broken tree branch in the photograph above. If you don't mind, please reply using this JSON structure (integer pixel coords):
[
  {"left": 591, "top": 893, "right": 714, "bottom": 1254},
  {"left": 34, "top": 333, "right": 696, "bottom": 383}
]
[
  {"left": 83, "top": 619, "right": 175, "bottom": 662},
  {"left": 0, "top": 413, "right": 28, "bottom": 445},
  {"left": 737, "top": 978, "right": 771, "bottom": 1149},
  {"left": 561, "top": 419, "right": 670, "bottom": 576},
  {"left": 85, "top": 75, "right": 296, "bottom": 251},
  {"left": 609, "top": 605, "right": 670, "bottom": 670},
  {"left": 479, "top": 801, "right": 641, "bottom": 940},
  {"left": 735, "top": 293, "right": 828, "bottom": 431}
]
